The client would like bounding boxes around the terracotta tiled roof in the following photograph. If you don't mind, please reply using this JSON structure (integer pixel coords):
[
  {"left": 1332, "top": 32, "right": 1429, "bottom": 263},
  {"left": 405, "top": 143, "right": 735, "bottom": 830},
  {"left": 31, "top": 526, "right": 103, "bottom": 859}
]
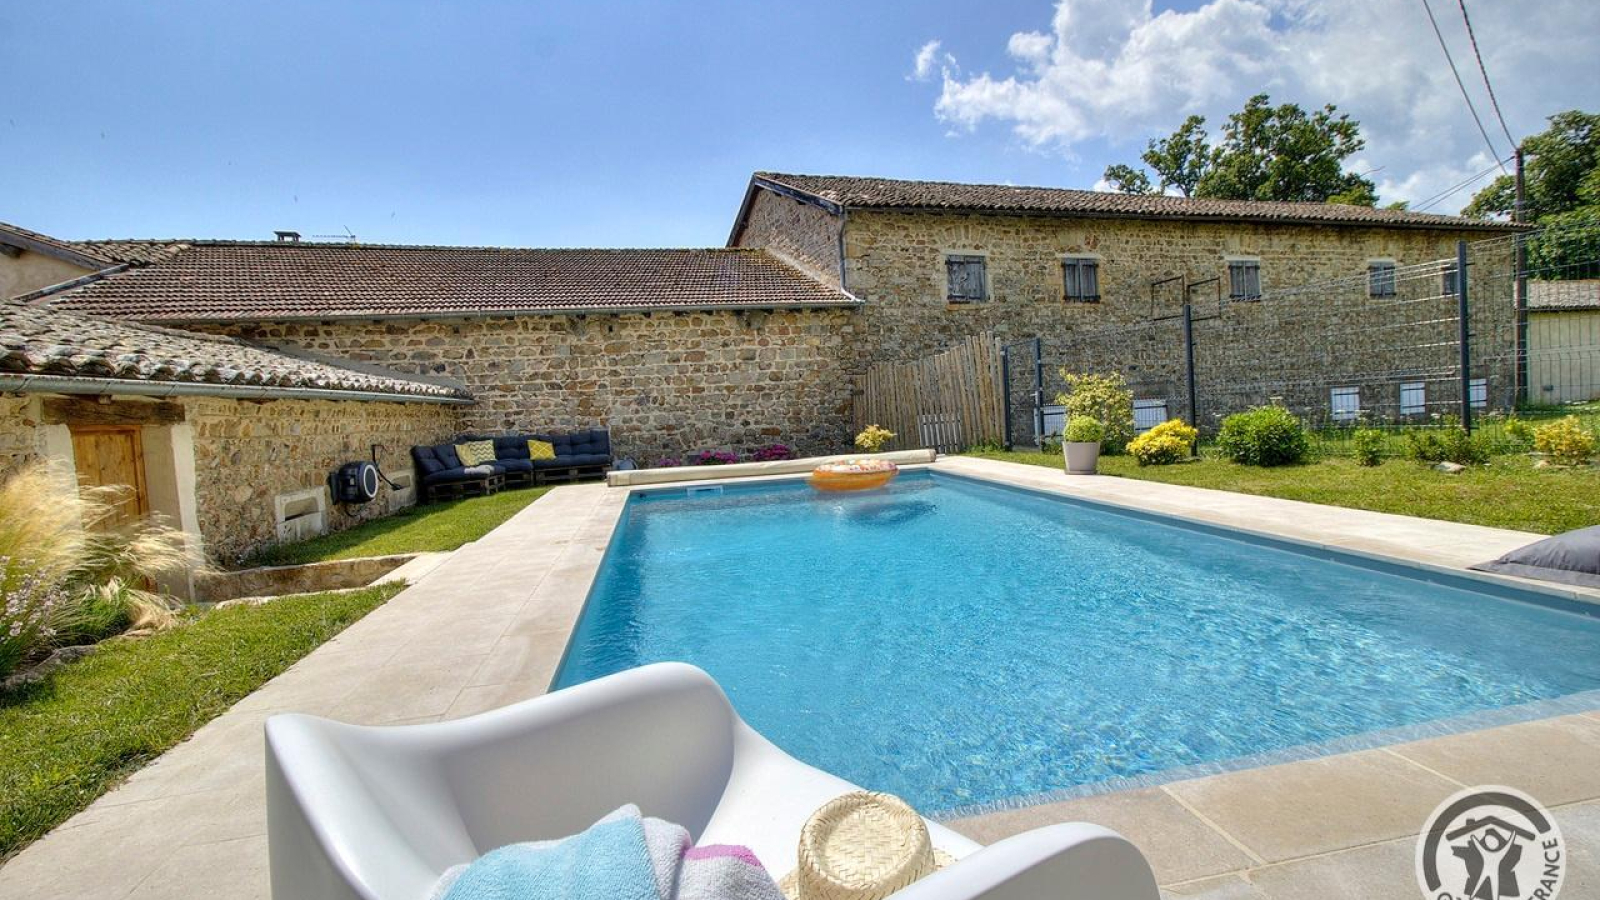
[
  {"left": 74, "top": 239, "right": 190, "bottom": 267},
  {"left": 0, "top": 221, "right": 119, "bottom": 268},
  {"left": 42, "top": 243, "right": 859, "bottom": 322},
  {"left": 752, "top": 172, "right": 1522, "bottom": 231},
  {"left": 0, "top": 300, "right": 470, "bottom": 401}
]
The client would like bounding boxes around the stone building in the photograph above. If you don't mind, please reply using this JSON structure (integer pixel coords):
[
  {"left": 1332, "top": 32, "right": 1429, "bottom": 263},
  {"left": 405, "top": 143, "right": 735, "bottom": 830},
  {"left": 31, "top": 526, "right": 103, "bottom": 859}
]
[
  {"left": 1, "top": 173, "right": 1522, "bottom": 559},
  {"left": 729, "top": 173, "right": 1521, "bottom": 435}
]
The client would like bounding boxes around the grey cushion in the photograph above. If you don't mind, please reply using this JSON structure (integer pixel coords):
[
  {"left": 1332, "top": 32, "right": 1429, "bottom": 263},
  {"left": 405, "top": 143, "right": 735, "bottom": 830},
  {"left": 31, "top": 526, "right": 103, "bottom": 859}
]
[{"left": 1471, "top": 525, "right": 1600, "bottom": 588}]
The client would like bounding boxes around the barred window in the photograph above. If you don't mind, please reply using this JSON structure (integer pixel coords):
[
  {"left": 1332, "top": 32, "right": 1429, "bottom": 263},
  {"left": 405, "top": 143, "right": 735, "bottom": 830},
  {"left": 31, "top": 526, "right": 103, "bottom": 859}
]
[
  {"left": 1369, "top": 261, "right": 1397, "bottom": 298},
  {"left": 1228, "top": 260, "right": 1262, "bottom": 301},
  {"left": 946, "top": 255, "right": 987, "bottom": 303},
  {"left": 1062, "top": 257, "right": 1100, "bottom": 302}
]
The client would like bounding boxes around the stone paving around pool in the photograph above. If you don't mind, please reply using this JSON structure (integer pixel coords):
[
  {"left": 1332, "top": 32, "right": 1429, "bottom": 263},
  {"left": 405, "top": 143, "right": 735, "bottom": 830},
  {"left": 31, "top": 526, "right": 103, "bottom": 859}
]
[{"left": 1, "top": 456, "right": 1596, "bottom": 900}]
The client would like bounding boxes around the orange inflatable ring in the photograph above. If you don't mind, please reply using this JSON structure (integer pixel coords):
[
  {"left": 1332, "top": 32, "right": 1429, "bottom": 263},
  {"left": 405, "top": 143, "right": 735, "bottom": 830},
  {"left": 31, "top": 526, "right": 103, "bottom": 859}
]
[{"left": 808, "top": 459, "right": 900, "bottom": 492}]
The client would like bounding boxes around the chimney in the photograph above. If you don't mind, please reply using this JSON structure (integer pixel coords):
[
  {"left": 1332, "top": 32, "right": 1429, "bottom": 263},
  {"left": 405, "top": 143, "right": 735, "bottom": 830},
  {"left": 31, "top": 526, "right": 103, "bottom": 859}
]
[{"left": 274, "top": 230, "right": 301, "bottom": 243}]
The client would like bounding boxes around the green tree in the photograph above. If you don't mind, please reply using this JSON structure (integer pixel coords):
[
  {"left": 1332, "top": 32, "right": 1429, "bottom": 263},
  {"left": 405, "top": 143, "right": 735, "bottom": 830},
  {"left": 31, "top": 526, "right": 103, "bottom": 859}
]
[
  {"left": 1101, "top": 163, "right": 1155, "bottom": 195},
  {"left": 1464, "top": 110, "right": 1600, "bottom": 278},
  {"left": 1102, "top": 95, "right": 1377, "bottom": 205}
]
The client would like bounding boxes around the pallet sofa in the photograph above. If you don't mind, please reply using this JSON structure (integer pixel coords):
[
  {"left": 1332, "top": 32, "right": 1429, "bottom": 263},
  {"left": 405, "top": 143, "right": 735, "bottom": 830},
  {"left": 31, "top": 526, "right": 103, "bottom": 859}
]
[{"left": 411, "top": 430, "right": 613, "bottom": 503}]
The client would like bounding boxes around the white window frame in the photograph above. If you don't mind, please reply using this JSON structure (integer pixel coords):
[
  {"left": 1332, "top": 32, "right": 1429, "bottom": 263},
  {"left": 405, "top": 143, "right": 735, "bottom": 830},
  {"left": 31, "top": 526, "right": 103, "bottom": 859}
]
[
  {"left": 1226, "top": 257, "right": 1262, "bottom": 302},
  {"left": 1400, "top": 381, "right": 1426, "bottom": 415},
  {"left": 944, "top": 252, "right": 989, "bottom": 304},
  {"left": 1469, "top": 378, "right": 1488, "bottom": 409},
  {"left": 1368, "top": 259, "right": 1398, "bottom": 298},
  {"left": 1061, "top": 255, "right": 1101, "bottom": 303},
  {"left": 1331, "top": 386, "right": 1361, "bottom": 423}
]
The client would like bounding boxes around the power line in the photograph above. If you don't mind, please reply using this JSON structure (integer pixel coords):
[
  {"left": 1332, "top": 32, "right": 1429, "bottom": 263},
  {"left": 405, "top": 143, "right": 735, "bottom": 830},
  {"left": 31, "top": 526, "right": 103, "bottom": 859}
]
[
  {"left": 1456, "top": 0, "right": 1517, "bottom": 150},
  {"left": 1414, "top": 156, "right": 1512, "bottom": 212},
  {"left": 1419, "top": 0, "right": 1509, "bottom": 173}
]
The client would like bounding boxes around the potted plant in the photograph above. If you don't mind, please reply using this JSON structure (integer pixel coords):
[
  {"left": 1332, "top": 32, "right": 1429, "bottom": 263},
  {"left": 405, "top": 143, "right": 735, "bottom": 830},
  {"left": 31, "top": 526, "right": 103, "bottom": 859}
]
[{"left": 1062, "top": 417, "right": 1105, "bottom": 475}]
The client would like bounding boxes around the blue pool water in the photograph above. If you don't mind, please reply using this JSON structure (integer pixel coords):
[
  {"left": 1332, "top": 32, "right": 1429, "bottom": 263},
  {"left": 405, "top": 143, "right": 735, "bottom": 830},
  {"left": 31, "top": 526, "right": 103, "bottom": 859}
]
[{"left": 555, "top": 472, "right": 1600, "bottom": 813}]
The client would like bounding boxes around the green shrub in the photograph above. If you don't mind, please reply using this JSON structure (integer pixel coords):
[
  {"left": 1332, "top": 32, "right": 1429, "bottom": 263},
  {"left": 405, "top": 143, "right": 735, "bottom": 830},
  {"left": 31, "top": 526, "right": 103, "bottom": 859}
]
[
  {"left": 1127, "top": 419, "right": 1197, "bottom": 466},
  {"left": 1351, "top": 429, "right": 1386, "bottom": 467},
  {"left": 1063, "top": 417, "right": 1106, "bottom": 444},
  {"left": 1039, "top": 437, "right": 1062, "bottom": 455},
  {"left": 1057, "top": 373, "right": 1134, "bottom": 453},
  {"left": 1502, "top": 416, "right": 1535, "bottom": 450},
  {"left": 1405, "top": 428, "right": 1490, "bottom": 465},
  {"left": 1216, "top": 406, "right": 1309, "bottom": 466},
  {"left": 1535, "top": 416, "right": 1598, "bottom": 465}
]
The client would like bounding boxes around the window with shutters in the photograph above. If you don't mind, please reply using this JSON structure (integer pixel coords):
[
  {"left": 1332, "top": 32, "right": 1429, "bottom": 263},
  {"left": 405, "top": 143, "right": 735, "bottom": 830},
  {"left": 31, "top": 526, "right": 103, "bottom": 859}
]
[
  {"left": 1442, "top": 263, "right": 1460, "bottom": 297},
  {"left": 1227, "top": 259, "right": 1262, "bottom": 301},
  {"left": 1331, "top": 386, "right": 1361, "bottom": 423},
  {"left": 1470, "top": 378, "right": 1488, "bottom": 409},
  {"left": 1400, "top": 381, "right": 1426, "bottom": 415},
  {"left": 1062, "top": 257, "right": 1100, "bottom": 302},
  {"left": 945, "top": 254, "right": 988, "bottom": 303},
  {"left": 1368, "top": 261, "right": 1397, "bottom": 298}
]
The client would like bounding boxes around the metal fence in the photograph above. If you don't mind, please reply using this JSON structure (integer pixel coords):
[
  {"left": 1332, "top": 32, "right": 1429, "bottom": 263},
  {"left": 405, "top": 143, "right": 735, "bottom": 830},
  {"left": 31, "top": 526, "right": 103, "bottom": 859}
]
[{"left": 1001, "top": 219, "right": 1600, "bottom": 455}]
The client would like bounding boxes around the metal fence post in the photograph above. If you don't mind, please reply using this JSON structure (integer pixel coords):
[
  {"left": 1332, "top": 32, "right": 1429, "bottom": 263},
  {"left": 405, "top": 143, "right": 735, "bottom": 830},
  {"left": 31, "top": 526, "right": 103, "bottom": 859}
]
[
  {"left": 1457, "top": 240, "right": 1472, "bottom": 434},
  {"left": 1182, "top": 303, "right": 1198, "bottom": 427},
  {"left": 999, "top": 344, "right": 1013, "bottom": 451},
  {"left": 1032, "top": 336, "right": 1045, "bottom": 445}
]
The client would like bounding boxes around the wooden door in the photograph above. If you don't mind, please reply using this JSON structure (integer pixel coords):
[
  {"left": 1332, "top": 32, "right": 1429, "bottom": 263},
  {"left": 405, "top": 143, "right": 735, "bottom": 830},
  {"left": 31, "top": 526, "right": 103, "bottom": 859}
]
[{"left": 70, "top": 426, "right": 150, "bottom": 528}]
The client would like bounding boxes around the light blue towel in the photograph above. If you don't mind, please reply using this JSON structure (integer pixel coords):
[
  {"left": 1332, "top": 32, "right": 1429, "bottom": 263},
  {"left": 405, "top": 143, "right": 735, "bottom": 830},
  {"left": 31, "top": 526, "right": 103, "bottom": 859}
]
[
  {"left": 431, "top": 805, "right": 785, "bottom": 900},
  {"left": 434, "top": 811, "right": 659, "bottom": 900}
]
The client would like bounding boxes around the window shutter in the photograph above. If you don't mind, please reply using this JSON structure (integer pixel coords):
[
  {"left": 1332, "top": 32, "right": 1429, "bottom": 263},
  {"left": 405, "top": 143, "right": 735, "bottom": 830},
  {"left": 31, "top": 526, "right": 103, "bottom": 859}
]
[
  {"left": 1229, "top": 261, "right": 1261, "bottom": 301},
  {"left": 1369, "top": 263, "right": 1396, "bottom": 297},
  {"left": 1062, "top": 260, "right": 1079, "bottom": 299},
  {"left": 946, "top": 255, "right": 986, "bottom": 302},
  {"left": 1082, "top": 260, "right": 1099, "bottom": 300}
]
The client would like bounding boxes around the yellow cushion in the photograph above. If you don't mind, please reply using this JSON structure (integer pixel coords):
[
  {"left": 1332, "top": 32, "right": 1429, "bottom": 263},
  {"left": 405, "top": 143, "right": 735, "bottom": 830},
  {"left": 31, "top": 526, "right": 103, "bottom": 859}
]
[
  {"left": 455, "top": 440, "right": 497, "bottom": 467},
  {"left": 527, "top": 439, "right": 556, "bottom": 460}
]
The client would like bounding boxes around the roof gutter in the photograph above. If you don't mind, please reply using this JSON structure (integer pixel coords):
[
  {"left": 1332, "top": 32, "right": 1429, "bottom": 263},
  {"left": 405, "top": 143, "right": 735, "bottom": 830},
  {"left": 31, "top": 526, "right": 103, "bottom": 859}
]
[
  {"left": 0, "top": 231, "right": 116, "bottom": 270},
  {"left": 0, "top": 373, "right": 474, "bottom": 405}
]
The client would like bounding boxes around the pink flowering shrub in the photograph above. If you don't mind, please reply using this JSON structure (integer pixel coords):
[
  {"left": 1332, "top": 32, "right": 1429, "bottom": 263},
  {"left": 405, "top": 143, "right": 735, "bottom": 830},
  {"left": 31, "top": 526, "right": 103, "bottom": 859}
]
[
  {"left": 1, "top": 562, "right": 66, "bottom": 677},
  {"left": 653, "top": 457, "right": 683, "bottom": 468},
  {"left": 749, "top": 444, "right": 797, "bottom": 462},
  {"left": 690, "top": 450, "right": 740, "bottom": 466}
]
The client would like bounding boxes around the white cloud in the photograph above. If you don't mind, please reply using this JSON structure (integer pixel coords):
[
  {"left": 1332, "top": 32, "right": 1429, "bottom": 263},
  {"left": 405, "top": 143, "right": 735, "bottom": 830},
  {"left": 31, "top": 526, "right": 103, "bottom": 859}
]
[
  {"left": 919, "top": 0, "right": 1600, "bottom": 211},
  {"left": 910, "top": 40, "right": 957, "bottom": 82}
]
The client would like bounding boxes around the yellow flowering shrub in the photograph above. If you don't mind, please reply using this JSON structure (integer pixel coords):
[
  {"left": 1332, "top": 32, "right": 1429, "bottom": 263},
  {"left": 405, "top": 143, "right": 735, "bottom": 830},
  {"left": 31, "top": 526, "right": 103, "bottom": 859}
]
[
  {"left": 854, "top": 424, "right": 896, "bottom": 453},
  {"left": 1127, "top": 419, "right": 1197, "bottom": 466},
  {"left": 1534, "top": 416, "right": 1597, "bottom": 465}
]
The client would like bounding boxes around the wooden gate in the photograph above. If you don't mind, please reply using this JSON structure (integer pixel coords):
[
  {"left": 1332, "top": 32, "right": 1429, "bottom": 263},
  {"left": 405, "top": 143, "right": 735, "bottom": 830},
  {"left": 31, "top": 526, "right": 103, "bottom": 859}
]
[
  {"left": 854, "top": 334, "right": 1007, "bottom": 454},
  {"left": 70, "top": 425, "right": 150, "bottom": 528}
]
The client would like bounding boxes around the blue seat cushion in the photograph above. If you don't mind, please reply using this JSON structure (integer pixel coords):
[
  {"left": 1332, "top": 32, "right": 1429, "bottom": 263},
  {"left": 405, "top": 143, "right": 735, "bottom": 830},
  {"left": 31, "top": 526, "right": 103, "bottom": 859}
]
[
  {"left": 411, "top": 445, "right": 447, "bottom": 476},
  {"left": 496, "top": 458, "right": 535, "bottom": 474},
  {"left": 532, "top": 453, "right": 609, "bottom": 470},
  {"left": 433, "top": 443, "right": 464, "bottom": 470},
  {"left": 533, "top": 430, "right": 611, "bottom": 460},
  {"left": 422, "top": 467, "right": 482, "bottom": 487}
]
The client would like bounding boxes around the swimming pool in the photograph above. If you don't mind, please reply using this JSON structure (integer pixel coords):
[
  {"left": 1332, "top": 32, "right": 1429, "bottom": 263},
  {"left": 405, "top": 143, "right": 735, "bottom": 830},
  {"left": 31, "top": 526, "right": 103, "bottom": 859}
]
[{"left": 554, "top": 471, "right": 1600, "bottom": 814}]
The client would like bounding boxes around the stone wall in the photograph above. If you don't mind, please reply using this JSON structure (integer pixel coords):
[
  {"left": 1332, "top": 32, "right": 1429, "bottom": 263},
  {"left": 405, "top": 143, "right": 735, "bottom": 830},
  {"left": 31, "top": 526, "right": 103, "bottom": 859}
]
[
  {"left": 834, "top": 210, "right": 1517, "bottom": 435},
  {"left": 200, "top": 308, "right": 859, "bottom": 464},
  {"left": 0, "top": 395, "right": 47, "bottom": 478},
  {"left": 733, "top": 189, "right": 844, "bottom": 287},
  {"left": 186, "top": 396, "right": 462, "bottom": 563}
]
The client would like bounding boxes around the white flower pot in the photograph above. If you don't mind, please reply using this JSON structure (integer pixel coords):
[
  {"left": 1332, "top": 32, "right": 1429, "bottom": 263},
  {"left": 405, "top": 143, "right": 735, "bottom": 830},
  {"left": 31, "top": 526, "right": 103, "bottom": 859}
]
[{"left": 1064, "top": 441, "right": 1101, "bottom": 475}]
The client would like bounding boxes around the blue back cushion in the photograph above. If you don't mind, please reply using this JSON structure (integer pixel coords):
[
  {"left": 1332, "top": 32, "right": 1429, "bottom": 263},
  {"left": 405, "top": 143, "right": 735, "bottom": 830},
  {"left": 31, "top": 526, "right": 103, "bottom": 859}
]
[
  {"left": 493, "top": 435, "right": 531, "bottom": 460},
  {"left": 534, "top": 430, "right": 611, "bottom": 459},
  {"left": 411, "top": 444, "right": 446, "bottom": 476},
  {"left": 434, "top": 443, "right": 464, "bottom": 470}
]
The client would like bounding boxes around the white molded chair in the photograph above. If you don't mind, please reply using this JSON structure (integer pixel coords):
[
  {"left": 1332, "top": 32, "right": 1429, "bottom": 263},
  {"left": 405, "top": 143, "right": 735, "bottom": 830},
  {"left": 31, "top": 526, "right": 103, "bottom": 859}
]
[{"left": 265, "top": 662, "right": 1158, "bottom": 900}]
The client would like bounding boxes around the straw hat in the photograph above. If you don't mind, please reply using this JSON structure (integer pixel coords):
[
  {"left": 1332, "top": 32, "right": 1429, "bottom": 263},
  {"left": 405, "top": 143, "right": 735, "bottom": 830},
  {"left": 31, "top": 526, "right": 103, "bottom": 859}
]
[{"left": 780, "top": 792, "right": 953, "bottom": 900}]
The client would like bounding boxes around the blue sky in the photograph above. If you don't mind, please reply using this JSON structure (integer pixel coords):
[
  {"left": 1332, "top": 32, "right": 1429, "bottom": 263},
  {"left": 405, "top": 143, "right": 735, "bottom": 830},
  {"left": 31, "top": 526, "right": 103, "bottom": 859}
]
[{"left": 2, "top": 1, "right": 1592, "bottom": 247}]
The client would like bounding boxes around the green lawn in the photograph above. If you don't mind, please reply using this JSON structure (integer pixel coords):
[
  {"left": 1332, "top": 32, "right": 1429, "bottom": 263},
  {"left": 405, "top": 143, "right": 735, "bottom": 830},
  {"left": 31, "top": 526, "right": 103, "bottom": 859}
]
[
  {"left": 0, "top": 582, "right": 401, "bottom": 860},
  {"left": 965, "top": 448, "right": 1600, "bottom": 535},
  {"left": 245, "top": 487, "right": 551, "bottom": 567}
]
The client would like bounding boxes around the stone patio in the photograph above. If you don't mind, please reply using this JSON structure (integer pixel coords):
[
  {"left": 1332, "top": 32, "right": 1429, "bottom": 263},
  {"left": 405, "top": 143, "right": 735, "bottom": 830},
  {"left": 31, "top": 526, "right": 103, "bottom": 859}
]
[{"left": 1, "top": 456, "right": 1596, "bottom": 899}]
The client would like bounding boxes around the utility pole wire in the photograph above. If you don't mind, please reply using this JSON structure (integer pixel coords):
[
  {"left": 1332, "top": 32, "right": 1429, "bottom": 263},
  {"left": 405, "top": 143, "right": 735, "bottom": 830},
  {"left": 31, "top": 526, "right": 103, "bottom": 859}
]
[
  {"left": 1419, "top": 0, "right": 1509, "bottom": 174},
  {"left": 1414, "top": 155, "right": 1512, "bottom": 212},
  {"left": 1456, "top": 0, "right": 1517, "bottom": 150}
]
